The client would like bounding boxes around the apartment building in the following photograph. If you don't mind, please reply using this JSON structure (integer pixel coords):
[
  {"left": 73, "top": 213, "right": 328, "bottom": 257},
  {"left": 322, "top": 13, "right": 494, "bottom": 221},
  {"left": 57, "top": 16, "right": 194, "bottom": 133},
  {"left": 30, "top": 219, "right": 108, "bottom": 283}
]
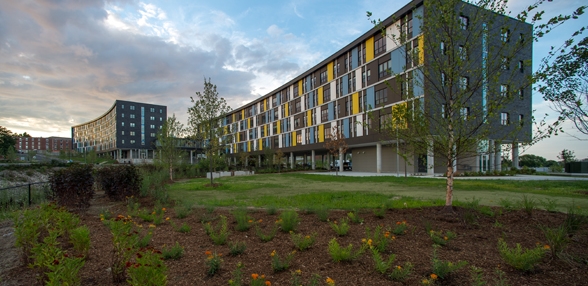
[
  {"left": 15, "top": 136, "right": 72, "bottom": 152},
  {"left": 228, "top": 0, "right": 532, "bottom": 173},
  {"left": 71, "top": 100, "right": 167, "bottom": 163}
]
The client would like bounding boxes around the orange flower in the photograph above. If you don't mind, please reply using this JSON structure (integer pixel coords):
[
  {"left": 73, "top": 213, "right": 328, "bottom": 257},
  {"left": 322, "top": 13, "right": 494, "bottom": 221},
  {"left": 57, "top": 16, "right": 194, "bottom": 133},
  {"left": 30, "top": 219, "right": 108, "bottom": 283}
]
[
  {"left": 248, "top": 219, "right": 253, "bottom": 223},
  {"left": 251, "top": 273, "right": 259, "bottom": 280},
  {"left": 384, "top": 232, "right": 390, "bottom": 238},
  {"left": 270, "top": 250, "right": 276, "bottom": 257},
  {"left": 326, "top": 277, "right": 335, "bottom": 285},
  {"left": 444, "top": 236, "right": 448, "bottom": 240},
  {"left": 430, "top": 273, "right": 438, "bottom": 280},
  {"left": 265, "top": 281, "right": 271, "bottom": 286},
  {"left": 258, "top": 219, "right": 263, "bottom": 223},
  {"left": 165, "top": 217, "right": 170, "bottom": 221},
  {"left": 396, "top": 265, "right": 402, "bottom": 269},
  {"left": 162, "top": 208, "right": 166, "bottom": 211},
  {"left": 205, "top": 251, "right": 212, "bottom": 256},
  {"left": 543, "top": 244, "right": 551, "bottom": 250},
  {"left": 396, "top": 221, "right": 401, "bottom": 225},
  {"left": 261, "top": 275, "right": 265, "bottom": 279}
]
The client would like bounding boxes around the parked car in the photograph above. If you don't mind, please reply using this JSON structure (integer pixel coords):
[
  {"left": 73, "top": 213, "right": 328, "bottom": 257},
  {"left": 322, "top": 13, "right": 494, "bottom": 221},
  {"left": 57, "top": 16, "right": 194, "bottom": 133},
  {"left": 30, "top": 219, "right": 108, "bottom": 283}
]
[{"left": 331, "top": 161, "right": 352, "bottom": 171}]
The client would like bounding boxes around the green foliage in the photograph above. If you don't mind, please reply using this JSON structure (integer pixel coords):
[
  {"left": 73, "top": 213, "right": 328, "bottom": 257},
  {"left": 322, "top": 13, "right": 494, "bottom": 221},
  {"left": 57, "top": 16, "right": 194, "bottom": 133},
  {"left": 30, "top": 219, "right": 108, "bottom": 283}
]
[
  {"left": 370, "top": 248, "right": 396, "bottom": 274},
  {"left": 388, "top": 262, "right": 413, "bottom": 281},
  {"left": 330, "top": 218, "right": 351, "bottom": 236},
  {"left": 364, "top": 225, "right": 390, "bottom": 252},
  {"left": 290, "top": 232, "right": 317, "bottom": 251},
  {"left": 162, "top": 242, "right": 184, "bottom": 260},
  {"left": 520, "top": 195, "right": 537, "bottom": 216},
  {"left": 203, "top": 215, "right": 229, "bottom": 245},
  {"left": 49, "top": 164, "right": 94, "bottom": 211},
  {"left": 327, "top": 238, "right": 367, "bottom": 263},
  {"left": 270, "top": 249, "right": 295, "bottom": 272},
  {"left": 347, "top": 210, "right": 363, "bottom": 224},
  {"left": 0, "top": 126, "right": 16, "bottom": 157},
  {"left": 499, "top": 198, "right": 516, "bottom": 211},
  {"left": 429, "top": 230, "right": 457, "bottom": 246},
  {"left": 232, "top": 209, "right": 253, "bottom": 232},
  {"left": 255, "top": 225, "right": 278, "bottom": 242},
  {"left": 127, "top": 248, "right": 167, "bottom": 286},
  {"left": 431, "top": 246, "right": 468, "bottom": 279},
  {"left": 277, "top": 210, "right": 299, "bottom": 232},
  {"left": 69, "top": 226, "right": 90, "bottom": 258},
  {"left": 266, "top": 205, "right": 277, "bottom": 215},
  {"left": 95, "top": 165, "right": 143, "bottom": 201},
  {"left": 176, "top": 222, "right": 191, "bottom": 233},
  {"left": 563, "top": 204, "right": 586, "bottom": 234},
  {"left": 540, "top": 225, "right": 569, "bottom": 257},
  {"left": 497, "top": 239, "right": 545, "bottom": 271},
  {"left": 539, "top": 198, "right": 558, "bottom": 212},
  {"left": 470, "top": 266, "right": 486, "bottom": 286},
  {"left": 204, "top": 251, "right": 223, "bottom": 276},
  {"left": 229, "top": 241, "right": 247, "bottom": 256},
  {"left": 174, "top": 201, "right": 192, "bottom": 218},
  {"left": 392, "top": 221, "right": 409, "bottom": 235},
  {"left": 373, "top": 205, "right": 386, "bottom": 219},
  {"left": 228, "top": 262, "right": 244, "bottom": 286},
  {"left": 155, "top": 114, "right": 186, "bottom": 181},
  {"left": 315, "top": 207, "right": 330, "bottom": 222}
]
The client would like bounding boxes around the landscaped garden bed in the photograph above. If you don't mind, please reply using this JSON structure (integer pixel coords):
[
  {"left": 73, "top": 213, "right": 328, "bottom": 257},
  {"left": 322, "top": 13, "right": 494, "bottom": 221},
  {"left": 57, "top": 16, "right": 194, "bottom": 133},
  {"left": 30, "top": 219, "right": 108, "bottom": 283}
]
[{"left": 3, "top": 191, "right": 587, "bottom": 286}]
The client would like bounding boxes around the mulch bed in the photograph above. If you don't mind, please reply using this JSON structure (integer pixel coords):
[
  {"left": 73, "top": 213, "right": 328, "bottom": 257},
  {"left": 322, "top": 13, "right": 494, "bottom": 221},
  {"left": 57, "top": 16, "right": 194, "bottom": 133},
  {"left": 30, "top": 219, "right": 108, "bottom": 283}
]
[{"left": 3, "top": 193, "right": 588, "bottom": 286}]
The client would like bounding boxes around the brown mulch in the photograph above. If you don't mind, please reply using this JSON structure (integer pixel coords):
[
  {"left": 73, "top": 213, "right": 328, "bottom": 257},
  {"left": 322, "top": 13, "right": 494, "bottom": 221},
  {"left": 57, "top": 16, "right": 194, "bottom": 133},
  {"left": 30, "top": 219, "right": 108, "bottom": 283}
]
[{"left": 3, "top": 193, "right": 588, "bottom": 286}]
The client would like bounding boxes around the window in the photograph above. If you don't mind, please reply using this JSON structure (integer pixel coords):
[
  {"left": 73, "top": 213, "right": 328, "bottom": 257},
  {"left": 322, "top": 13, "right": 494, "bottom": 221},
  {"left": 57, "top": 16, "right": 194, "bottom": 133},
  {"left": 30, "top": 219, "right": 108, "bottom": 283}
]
[
  {"left": 374, "top": 37, "right": 386, "bottom": 55},
  {"left": 519, "top": 33, "right": 524, "bottom": 43},
  {"left": 122, "top": 113, "right": 125, "bottom": 118},
  {"left": 459, "top": 76, "right": 469, "bottom": 90},
  {"left": 122, "top": 122, "right": 125, "bottom": 126},
  {"left": 459, "top": 15, "right": 469, "bottom": 30},
  {"left": 375, "top": 89, "right": 388, "bottom": 105},
  {"left": 518, "top": 61, "right": 524, "bottom": 73},
  {"left": 295, "top": 101, "right": 301, "bottom": 113},
  {"left": 151, "top": 133, "right": 156, "bottom": 137},
  {"left": 296, "top": 134, "right": 302, "bottom": 144},
  {"left": 321, "top": 109, "right": 328, "bottom": 121},
  {"left": 130, "top": 114, "right": 136, "bottom": 119},
  {"left": 121, "top": 131, "right": 125, "bottom": 135},
  {"left": 130, "top": 123, "right": 135, "bottom": 127},
  {"left": 323, "top": 88, "right": 331, "bottom": 103},
  {"left": 519, "top": 114, "right": 524, "bottom": 126},
  {"left": 159, "top": 109, "right": 163, "bottom": 113},
  {"left": 160, "top": 117, "right": 163, "bottom": 121},
  {"left": 501, "top": 29, "right": 510, "bottom": 43},
  {"left": 440, "top": 41, "right": 446, "bottom": 55},
  {"left": 293, "top": 85, "right": 299, "bottom": 97},
  {"left": 500, "top": 85, "right": 509, "bottom": 97},
  {"left": 122, "top": 104, "right": 125, "bottom": 109},
  {"left": 458, "top": 45, "right": 467, "bottom": 61},
  {"left": 367, "top": 69, "right": 371, "bottom": 82},
  {"left": 311, "top": 75, "right": 316, "bottom": 89},
  {"left": 130, "top": 131, "right": 136, "bottom": 136},
  {"left": 501, "top": 57, "right": 510, "bottom": 70},
  {"left": 150, "top": 108, "right": 155, "bottom": 112},
  {"left": 320, "top": 70, "right": 327, "bottom": 84},
  {"left": 130, "top": 105, "right": 135, "bottom": 110},
  {"left": 122, "top": 140, "right": 125, "bottom": 144},
  {"left": 378, "top": 61, "right": 390, "bottom": 78},
  {"left": 150, "top": 116, "right": 155, "bottom": 120},
  {"left": 130, "top": 140, "right": 136, "bottom": 144},
  {"left": 348, "top": 74, "right": 353, "bottom": 93},
  {"left": 519, "top": 88, "right": 524, "bottom": 100},
  {"left": 295, "top": 118, "right": 300, "bottom": 128},
  {"left": 460, "top": 107, "right": 470, "bottom": 120},
  {"left": 501, "top": 112, "right": 509, "bottom": 125},
  {"left": 441, "top": 105, "right": 446, "bottom": 118},
  {"left": 441, "top": 73, "right": 447, "bottom": 86}
]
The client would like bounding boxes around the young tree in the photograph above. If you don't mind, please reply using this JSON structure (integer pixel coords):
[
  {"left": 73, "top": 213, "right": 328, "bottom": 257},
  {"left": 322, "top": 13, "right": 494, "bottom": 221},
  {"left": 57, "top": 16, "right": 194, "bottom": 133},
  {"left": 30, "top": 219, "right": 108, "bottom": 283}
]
[
  {"left": 558, "top": 149, "right": 577, "bottom": 165},
  {"left": 238, "top": 151, "right": 249, "bottom": 171},
  {"left": 368, "top": 0, "right": 585, "bottom": 209},
  {"left": 274, "top": 149, "right": 285, "bottom": 173},
  {"left": 5, "top": 146, "right": 18, "bottom": 162},
  {"left": 86, "top": 149, "right": 97, "bottom": 165},
  {"left": 324, "top": 125, "right": 348, "bottom": 176},
  {"left": 0, "top": 126, "right": 16, "bottom": 157},
  {"left": 263, "top": 147, "right": 276, "bottom": 170},
  {"left": 156, "top": 114, "right": 186, "bottom": 181},
  {"left": 188, "top": 78, "right": 232, "bottom": 186},
  {"left": 538, "top": 36, "right": 588, "bottom": 135}
]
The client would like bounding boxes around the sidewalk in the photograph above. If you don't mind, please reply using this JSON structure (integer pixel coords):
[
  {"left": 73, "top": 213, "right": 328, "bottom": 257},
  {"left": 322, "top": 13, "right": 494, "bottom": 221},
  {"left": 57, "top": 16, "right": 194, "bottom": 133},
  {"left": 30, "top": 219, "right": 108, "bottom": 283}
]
[{"left": 306, "top": 171, "right": 588, "bottom": 181}]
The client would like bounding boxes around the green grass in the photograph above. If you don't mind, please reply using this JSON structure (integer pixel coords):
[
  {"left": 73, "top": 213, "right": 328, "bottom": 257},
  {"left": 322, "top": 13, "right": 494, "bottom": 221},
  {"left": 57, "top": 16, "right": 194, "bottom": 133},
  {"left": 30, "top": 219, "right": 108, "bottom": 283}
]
[{"left": 167, "top": 173, "right": 588, "bottom": 212}]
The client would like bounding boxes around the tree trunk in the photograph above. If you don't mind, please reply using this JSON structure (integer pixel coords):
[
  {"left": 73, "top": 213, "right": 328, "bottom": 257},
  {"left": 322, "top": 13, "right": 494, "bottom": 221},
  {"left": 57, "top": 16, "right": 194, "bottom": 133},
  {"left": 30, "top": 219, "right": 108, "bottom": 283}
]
[{"left": 169, "top": 161, "right": 173, "bottom": 182}]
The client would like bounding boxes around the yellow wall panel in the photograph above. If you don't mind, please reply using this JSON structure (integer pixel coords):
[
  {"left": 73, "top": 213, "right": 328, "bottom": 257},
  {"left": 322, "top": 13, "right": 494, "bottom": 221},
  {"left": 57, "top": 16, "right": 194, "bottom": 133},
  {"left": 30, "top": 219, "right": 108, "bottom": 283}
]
[
  {"left": 247, "top": 118, "right": 250, "bottom": 129},
  {"left": 241, "top": 110, "right": 245, "bottom": 120},
  {"left": 318, "top": 125, "right": 325, "bottom": 143},
  {"left": 232, "top": 113, "right": 235, "bottom": 122},
  {"left": 307, "top": 110, "right": 312, "bottom": 127},
  {"left": 258, "top": 138, "right": 263, "bottom": 151},
  {"left": 292, "top": 132, "right": 296, "bottom": 146},
  {"left": 298, "top": 80, "right": 303, "bottom": 96},
  {"left": 248, "top": 141, "right": 251, "bottom": 152},
  {"left": 352, "top": 92, "right": 359, "bottom": 114},
  {"left": 366, "top": 37, "right": 374, "bottom": 62},
  {"left": 418, "top": 35, "right": 424, "bottom": 64},
  {"left": 237, "top": 133, "right": 240, "bottom": 142},
  {"left": 327, "top": 62, "right": 334, "bottom": 82},
  {"left": 264, "top": 124, "right": 268, "bottom": 137},
  {"left": 392, "top": 102, "right": 408, "bottom": 129},
  {"left": 285, "top": 103, "right": 289, "bottom": 117},
  {"left": 277, "top": 122, "right": 281, "bottom": 134},
  {"left": 318, "top": 86, "right": 323, "bottom": 105}
]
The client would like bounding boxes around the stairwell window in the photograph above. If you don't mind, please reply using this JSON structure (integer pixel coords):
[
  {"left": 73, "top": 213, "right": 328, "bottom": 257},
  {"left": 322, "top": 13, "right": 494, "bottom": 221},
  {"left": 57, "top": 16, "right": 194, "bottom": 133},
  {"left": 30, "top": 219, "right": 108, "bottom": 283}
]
[{"left": 501, "top": 112, "right": 509, "bottom": 125}]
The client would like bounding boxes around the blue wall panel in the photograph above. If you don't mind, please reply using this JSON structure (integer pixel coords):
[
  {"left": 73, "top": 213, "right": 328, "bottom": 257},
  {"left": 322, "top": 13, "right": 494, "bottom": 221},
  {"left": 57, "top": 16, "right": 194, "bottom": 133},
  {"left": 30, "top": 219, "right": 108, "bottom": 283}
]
[
  {"left": 366, "top": 87, "right": 375, "bottom": 110},
  {"left": 351, "top": 47, "right": 358, "bottom": 69},
  {"left": 310, "top": 128, "right": 315, "bottom": 144},
  {"left": 328, "top": 102, "right": 335, "bottom": 121},
  {"left": 343, "top": 118, "right": 350, "bottom": 139},
  {"left": 413, "top": 6, "right": 423, "bottom": 36},
  {"left": 391, "top": 48, "right": 404, "bottom": 75},
  {"left": 276, "top": 93, "right": 281, "bottom": 105},
  {"left": 413, "top": 69, "right": 424, "bottom": 96},
  {"left": 306, "top": 76, "right": 311, "bottom": 92},
  {"left": 342, "top": 74, "right": 349, "bottom": 95}
]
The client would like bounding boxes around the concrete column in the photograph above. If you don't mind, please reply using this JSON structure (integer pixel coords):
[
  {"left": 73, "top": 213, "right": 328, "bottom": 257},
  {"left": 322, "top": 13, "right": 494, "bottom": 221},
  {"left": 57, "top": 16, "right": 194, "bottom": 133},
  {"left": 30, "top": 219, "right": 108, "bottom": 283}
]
[
  {"left": 327, "top": 154, "right": 331, "bottom": 171},
  {"left": 488, "top": 140, "right": 495, "bottom": 172},
  {"left": 190, "top": 150, "right": 193, "bottom": 165},
  {"left": 376, "top": 143, "right": 382, "bottom": 173},
  {"left": 511, "top": 142, "right": 518, "bottom": 170},
  {"left": 290, "top": 152, "right": 294, "bottom": 169},
  {"left": 427, "top": 140, "right": 435, "bottom": 175},
  {"left": 234, "top": 156, "right": 237, "bottom": 166},
  {"left": 495, "top": 142, "right": 502, "bottom": 171},
  {"left": 339, "top": 148, "right": 344, "bottom": 172},
  {"left": 258, "top": 155, "right": 261, "bottom": 167},
  {"left": 245, "top": 157, "right": 248, "bottom": 168},
  {"left": 311, "top": 150, "right": 316, "bottom": 170}
]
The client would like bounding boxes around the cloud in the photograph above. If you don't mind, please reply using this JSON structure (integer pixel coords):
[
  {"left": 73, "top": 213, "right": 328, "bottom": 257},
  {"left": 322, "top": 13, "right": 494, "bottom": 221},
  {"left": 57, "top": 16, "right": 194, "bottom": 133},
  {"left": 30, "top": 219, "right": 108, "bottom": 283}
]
[{"left": 267, "top": 24, "right": 283, "bottom": 37}]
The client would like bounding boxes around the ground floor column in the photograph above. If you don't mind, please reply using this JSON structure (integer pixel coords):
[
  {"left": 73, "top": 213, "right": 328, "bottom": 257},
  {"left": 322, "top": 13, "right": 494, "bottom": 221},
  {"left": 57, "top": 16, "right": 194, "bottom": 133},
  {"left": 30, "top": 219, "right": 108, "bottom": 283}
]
[
  {"left": 495, "top": 142, "right": 502, "bottom": 171},
  {"left": 339, "top": 148, "right": 344, "bottom": 173},
  {"left": 427, "top": 139, "right": 435, "bottom": 175},
  {"left": 290, "top": 152, "right": 294, "bottom": 169},
  {"left": 488, "top": 140, "right": 495, "bottom": 172},
  {"left": 258, "top": 155, "right": 261, "bottom": 167},
  {"left": 190, "top": 150, "right": 193, "bottom": 164},
  {"left": 311, "top": 150, "right": 316, "bottom": 170},
  {"left": 511, "top": 142, "right": 518, "bottom": 170},
  {"left": 376, "top": 143, "right": 382, "bottom": 173}
]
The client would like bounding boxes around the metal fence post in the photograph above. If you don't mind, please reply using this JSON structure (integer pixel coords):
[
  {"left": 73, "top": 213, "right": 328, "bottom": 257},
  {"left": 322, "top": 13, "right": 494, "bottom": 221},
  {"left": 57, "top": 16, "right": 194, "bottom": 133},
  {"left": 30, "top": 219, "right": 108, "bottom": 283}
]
[{"left": 28, "top": 183, "right": 32, "bottom": 206}]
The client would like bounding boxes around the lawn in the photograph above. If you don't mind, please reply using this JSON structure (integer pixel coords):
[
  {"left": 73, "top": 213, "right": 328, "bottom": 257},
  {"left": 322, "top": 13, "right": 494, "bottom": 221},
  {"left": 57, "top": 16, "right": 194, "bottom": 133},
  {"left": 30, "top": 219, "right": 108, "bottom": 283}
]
[{"left": 168, "top": 173, "right": 588, "bottom": 212}]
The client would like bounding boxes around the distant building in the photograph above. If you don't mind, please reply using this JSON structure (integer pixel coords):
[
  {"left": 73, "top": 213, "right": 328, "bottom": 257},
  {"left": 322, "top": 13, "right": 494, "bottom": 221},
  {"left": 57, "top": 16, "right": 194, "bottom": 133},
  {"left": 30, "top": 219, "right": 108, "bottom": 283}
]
[
  {"left": 15, "top": 136, "right": 72, "bottom": 152},
  {"left": 71, "top": 100, "right": 167, "bottom": 163}
]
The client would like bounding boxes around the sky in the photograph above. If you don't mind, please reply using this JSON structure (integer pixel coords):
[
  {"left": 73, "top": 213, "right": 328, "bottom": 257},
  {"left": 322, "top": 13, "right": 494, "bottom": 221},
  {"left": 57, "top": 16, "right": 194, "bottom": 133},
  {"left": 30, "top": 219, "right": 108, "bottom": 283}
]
[{"left": 0, "top": 0, "right": 586, "bottom": 161}]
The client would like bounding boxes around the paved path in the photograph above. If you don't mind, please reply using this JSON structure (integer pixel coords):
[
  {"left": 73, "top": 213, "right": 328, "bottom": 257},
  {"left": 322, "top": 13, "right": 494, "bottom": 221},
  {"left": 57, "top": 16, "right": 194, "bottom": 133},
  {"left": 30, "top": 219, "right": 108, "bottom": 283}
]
[{"left": 306, "top": 171, "right": 588, "bottom": 181}]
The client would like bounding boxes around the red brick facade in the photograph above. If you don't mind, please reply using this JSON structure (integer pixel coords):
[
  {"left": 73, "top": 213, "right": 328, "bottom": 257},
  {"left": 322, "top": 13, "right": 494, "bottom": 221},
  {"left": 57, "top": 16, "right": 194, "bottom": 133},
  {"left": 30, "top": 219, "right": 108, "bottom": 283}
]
[{"left": 15, "top": 136, "right": 72, "bottom": 152}]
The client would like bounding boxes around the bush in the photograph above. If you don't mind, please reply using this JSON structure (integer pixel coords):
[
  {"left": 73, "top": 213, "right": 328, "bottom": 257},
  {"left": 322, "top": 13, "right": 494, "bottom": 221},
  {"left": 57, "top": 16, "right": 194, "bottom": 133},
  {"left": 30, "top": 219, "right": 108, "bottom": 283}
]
[
  {"left": 49, "top": 164, "right": 94, "bottom": 211},
  {"left": 498, "top": 238, "right": 545, "bottom": 271},
  {"left": 96, "top": 165, "right": 142, "bottom": 201}
]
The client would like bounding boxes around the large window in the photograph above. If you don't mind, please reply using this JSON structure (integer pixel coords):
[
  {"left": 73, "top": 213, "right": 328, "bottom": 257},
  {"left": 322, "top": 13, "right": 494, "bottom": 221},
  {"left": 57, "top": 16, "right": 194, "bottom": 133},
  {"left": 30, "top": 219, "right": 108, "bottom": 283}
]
[
  {"left": 378, "top": 61, "right": 391, "bottom": 78},
  {"left": 321, "top": 109, "right": 328, "bottom": 122},
  {"left": 500, "top": 85, "right": 509, "bottom": 97},
  {"left": 459, "top": 15, "right": 469, "bottom": 30},
  {"left": 501, "top": 112, "right": 509, "bottom": 125},
  {"left": 323, "top": 88, "right": 331, "bottom": 103},
  {"left": 320, "top": 70, "right": 327, "bottom": 84},
  {"left": 296, "top": 134, "right": 302, "bottom": 144},
  {"left": 459, "top": 76, "right": 469, "bottom": 90},
  {"left": 501, "top": 29, "right": 510, "bottom": 43},
  {"left": 374, "top": 37, "right": 386, "bottom": 55},
  {"left": 375, "top": 89, "right": 388, "bottom": 105}
]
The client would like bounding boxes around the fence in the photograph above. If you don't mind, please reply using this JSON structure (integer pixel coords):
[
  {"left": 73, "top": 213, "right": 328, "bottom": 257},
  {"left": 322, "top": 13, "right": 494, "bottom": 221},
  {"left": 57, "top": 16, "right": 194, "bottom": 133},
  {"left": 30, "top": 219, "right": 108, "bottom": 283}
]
[{"left": 0, "top": 181, "right": 51, "bottom": 210}]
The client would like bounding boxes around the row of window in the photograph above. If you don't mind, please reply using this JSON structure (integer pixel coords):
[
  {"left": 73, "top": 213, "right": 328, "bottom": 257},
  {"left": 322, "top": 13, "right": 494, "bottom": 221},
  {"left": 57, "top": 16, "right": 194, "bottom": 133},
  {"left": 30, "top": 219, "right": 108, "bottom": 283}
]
[{"left": 121, "top": 104, "right": 163, "bottom": 114}]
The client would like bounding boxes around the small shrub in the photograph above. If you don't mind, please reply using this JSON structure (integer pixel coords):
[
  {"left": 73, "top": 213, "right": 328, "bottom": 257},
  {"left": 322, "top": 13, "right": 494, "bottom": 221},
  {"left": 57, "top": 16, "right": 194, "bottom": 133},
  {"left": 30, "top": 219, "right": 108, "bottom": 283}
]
[
  {"left": 347, "top": 210, "right": 363, "bottom": 224},
  {"left": 277, "top": 210, "right": 299, "bottom": 232},
  {"left": 290, "top": 232, "right": 317, "bottom": 251},
  {"left": 364, "top": 226, "right": 390, "bottom": 252},
  {"left": 255, "top": 225, "right": 278, "bottom": 242},
  {"left": 204, "top": 251, "right": 223, "bottom": 276},
  {"left": 330, "top": 218, "right": 351, "bottom": 236},
  {"left": 540, "top": 225, "right": 569, "bottom": 258},
  {"left": 233, "top": 209, "right": 253, "bottom": 232},
  {"left": 137, "top": 231, "right": 153, "bottom": 248},
  {"left": 270, "top": 249, "right": 295, "bottom": 272},
  {"left": 327, "top": 238, "right": 367, "bottom": 263},
  {"left": 69, "top": 226, "right": 90, "bottom": 258},
  {"left": 392, "top": 221, "right": 409, "bottom": 235},
  {"left": 229, "top": 241, "right": 247, "bottom": 256},
  {"left": 540, "top": 198, "right": 558, "bottom": 213},
  {"left": 127, "top": 248, "right": 167, "bottom": 286},
  {"left": 431, "top": 246, "right": 468, "bottom": 279},
  {"left": 290, "top": 270, "right": 322, "bottom": 286},
  {"left": 266, "top": 205, "right": 277, "bottom": 215},
  {"left": 250, "top": 273, "right": 270, "bottom": 286},
  {"left": 388, "top": 262, "right": 413, "bottom": 281},
  {"left": 373, "top": 206, "right": 386, "bottom": 219},
  {"left": 520, "top": 195, "right": 536, "bottom": 216},
  {"left": 499, "top": 198, "right": 515, "bottom": 210},
  {"left": 315, "top": 208, "right": 330, "bottom": 222},
  {"left": 563, "top": 204, "right": 586, "bottom": 234},
  {"left": 162, "top": 242, "right": 184, "bottom": 260},
  {"left": 174, "top": 202, "right": 192, "bottom": 219},
  {"left": 228, "top": 262, "right": 244, "bottom": 286},
  {"left": 95, "top": 165, "right": 142, "bottom": 201},
  {"left": 429, "top": 230, "right": 457, "bottom": 246},
  {"left": 371, "top": 248, "right": 396, "bottom": 274},
  {"left": 497, "top": 238, "right": 545, "bottom": 271},
  {"left": 49, "top": 164, "right": 94, "bottom": 211},
  {"left": 470, "top": 266, "right": 486, "bottom": 286},
  {"left": 177, "top": 222, "right": 191, "bottom": 233},
  {"left": 203, "top": 215, "right": 229, "bottom": 245}
]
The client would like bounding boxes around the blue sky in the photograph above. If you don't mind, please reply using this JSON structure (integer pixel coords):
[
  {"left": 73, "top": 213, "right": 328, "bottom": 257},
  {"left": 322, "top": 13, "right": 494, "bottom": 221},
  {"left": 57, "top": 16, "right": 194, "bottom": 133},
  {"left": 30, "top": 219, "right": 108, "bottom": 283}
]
[{"left": 0, "top": 0, "right": 586, "bottom": 160}]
